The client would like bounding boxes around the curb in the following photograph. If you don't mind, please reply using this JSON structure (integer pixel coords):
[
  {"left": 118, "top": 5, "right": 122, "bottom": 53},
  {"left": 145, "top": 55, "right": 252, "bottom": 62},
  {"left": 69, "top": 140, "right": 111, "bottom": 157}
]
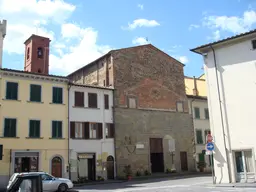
[{"left": 74, "top": 172, "right": 210, "bottom": 187}]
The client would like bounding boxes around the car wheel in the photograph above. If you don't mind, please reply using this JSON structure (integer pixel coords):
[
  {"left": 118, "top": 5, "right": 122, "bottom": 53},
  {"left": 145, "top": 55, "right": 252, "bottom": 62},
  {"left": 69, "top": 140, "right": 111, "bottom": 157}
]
[{"left": 58, "top": 183, "right": 68, "bottom": 192}]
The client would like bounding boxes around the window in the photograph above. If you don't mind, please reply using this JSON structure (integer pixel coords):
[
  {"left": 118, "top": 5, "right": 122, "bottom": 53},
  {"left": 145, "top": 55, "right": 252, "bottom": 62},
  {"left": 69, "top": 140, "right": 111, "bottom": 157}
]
[
  {"left": 198, "top": 153, "right": 205, "bottom": 162},
  {"left": 194, "top": 107, "right": 200, "bottom": 119},
  {"left": 196, "top": 130, "right": 203, "bottom": 144},
  {"left": 52, "top": 87, "right": 63, "bottom": 104},
  {"left": 89, "top": 123, "right": 103, "bottom": 139},
  {"left": 75, "top": 122, "right": 84, "bottom": 139},
  {"left": 204, "top": 130, "right": 211, "bottom": 143},
  {"left": 106, "top": 123, "right": 115, "bottom": 138},
  {"left": 41, "top": 174, "right": 53, "bottom": 181},
  {"left": 27, "top": 47, "right": 30, "bottom": 60},
  {"left": 37, "top": 47, "right": 43, "bottom": 58},
  {"left": 4, "top": 118, "right": 16, "bottom": 137},
  {"left": 176, "top": 101, "right": 184, "bottom": 112},
  {"left": 252, "top": 39, "right": 256, "bottom": 50},
  {"left": 74, "top": 91, "right": 84, "bottom": 107},
  {"left": 128, "top": 97, "right": 136, "bottom": 108},
  {"left": 30, "top": 84, "right": 41, "bottom": 102},
  {"left": 52, "top": 121, "right": 62, "bottom": 138},
  {"left": 29, "top": 120, "right": 40, "bottom": 138},
  {"left": 88, "top": 93, "right": 97, "bottom": 108},
  {"left": 104, "top": 94, "right": 109, "bottom": 109},
  {"left": 6, "top": 82, "right": 18, "bottom": 100},
  {"left": 204, "top": 108, "right": 209, "bottom": 119}
]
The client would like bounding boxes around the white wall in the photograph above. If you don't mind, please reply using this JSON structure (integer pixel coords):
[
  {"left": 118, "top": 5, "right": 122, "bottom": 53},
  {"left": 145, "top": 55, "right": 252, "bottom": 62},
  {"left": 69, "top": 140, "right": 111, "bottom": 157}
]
[
  {"left": 204, "top": 37, "right": 256, "bottom": 183},
  {"left": 69, "top": 85, "right": 115, "bottom": 180}
]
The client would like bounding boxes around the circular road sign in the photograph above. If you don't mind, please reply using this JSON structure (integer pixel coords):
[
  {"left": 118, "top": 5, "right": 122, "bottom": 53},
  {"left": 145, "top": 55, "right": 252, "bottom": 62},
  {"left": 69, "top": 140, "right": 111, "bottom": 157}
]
[{"left": 206, "top": 142, "right": 214, "bottom": 151}]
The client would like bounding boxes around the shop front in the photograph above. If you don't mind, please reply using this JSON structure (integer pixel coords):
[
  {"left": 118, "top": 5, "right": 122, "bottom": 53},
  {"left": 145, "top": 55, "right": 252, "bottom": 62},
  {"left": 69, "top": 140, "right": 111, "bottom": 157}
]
[{"left": 12, "top": 151, "right": 40, "bottom": 174}]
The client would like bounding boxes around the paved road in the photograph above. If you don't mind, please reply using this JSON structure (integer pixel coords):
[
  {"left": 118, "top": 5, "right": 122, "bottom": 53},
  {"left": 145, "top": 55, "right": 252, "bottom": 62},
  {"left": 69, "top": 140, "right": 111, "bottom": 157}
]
[{"left": 73, "top": 176, "right": 256, "bottom": 192}]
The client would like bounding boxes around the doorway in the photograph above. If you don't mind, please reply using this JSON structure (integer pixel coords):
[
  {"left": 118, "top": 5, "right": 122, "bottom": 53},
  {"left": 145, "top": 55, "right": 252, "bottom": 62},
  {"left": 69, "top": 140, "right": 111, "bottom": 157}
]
[
  {"left": 234, "top": 150, "right": 255, "bottom": 182},
  {"left": 51, "top": 156, "right": 62, "bottom": 178},
  {"left": 106, "top": 156, "right": 115, "bottom": 179},
  {"left": 87, "top": 154, "right": 96, "bottom": 181},
  {"left": 21, "top": 157, "right": 30, "bottom": 172},
  {"left": 180, "top": 151, "right": 188, "bottom": 171},
  {"left": 150, "top": 138, "right": 164, "bottom": 173}
]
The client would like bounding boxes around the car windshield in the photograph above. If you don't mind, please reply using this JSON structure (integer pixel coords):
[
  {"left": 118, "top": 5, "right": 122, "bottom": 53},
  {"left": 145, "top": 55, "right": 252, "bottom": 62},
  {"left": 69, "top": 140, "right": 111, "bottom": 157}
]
[{"left": 41, "top": 173, "right": 54, "bottom": 180}]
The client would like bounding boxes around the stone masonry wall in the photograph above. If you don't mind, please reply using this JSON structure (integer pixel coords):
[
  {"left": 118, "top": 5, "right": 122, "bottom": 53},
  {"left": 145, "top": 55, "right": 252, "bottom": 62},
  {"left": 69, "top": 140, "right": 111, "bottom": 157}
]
[{"left": 114, "top": 107, "right": 195, "bottom": 177}]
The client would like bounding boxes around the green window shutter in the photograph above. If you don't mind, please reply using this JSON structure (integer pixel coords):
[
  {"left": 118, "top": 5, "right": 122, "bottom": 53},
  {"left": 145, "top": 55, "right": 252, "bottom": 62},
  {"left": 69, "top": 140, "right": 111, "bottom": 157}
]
[
  {"left": 30, "top": 120, "right": 40, "bottom": 137},
  {"left": 6, "top": 82, "right": 18, "bottom": 100},
  {"left": 52, "top": 121, "right": 57, "bottom": 138},
  {"left": 30, "top": 85, "right": 41, "bottom": 102},
  {"left": 196, "top": 130, "right": 203, "bottom": 144},
  {"left": 4, "top": 118, "right": 16, "bottom": 137},
  {"left": 205, "top": 108, "right": 209, "bottom": 119},
  {"left": 52, "top": 87, "right": 63, "bottom": 104},
  {"left": 58, "top": 121, "right": 62, "bottom": 138},
  {"left": 199, "top": 153, "right": 205, "bottom": 162},
  {"left": 194, "top": 107, "right": 200, "bottom": 119}
]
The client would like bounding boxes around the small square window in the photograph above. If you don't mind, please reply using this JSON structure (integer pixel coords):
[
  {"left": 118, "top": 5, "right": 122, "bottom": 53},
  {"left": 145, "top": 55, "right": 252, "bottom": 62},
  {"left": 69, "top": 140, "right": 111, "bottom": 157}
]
[{"left": 128, "top": 97, "right": 136, "bottom": 108}]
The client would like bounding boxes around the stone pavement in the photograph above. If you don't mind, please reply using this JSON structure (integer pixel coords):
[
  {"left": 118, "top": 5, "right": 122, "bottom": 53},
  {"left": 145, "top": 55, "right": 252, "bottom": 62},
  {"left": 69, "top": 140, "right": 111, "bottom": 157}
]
[{"left": 72, "top": 175, "right": 256, "bottom": 192}]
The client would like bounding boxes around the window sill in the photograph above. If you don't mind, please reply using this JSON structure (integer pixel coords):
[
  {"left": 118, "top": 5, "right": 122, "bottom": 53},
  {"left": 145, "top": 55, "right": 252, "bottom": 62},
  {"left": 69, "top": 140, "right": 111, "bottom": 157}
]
[
  {"left": 106, "top": 137, "right": 114, "bottom": 139},
  {"left": 26, "top": 137, "right": 44, "bottom": 139},
  {"left": 27, "top": 101, "right": 44, "bottom": 104},
  {"left": 49, "top": 102, "right": 65, "bottom": 105},
  {"left": 2, "top": 98, "right": 21, "bottom": 102},
  {"left": 49, "top": 137, "right": 65, "bottom": 140},
  {"left": 72, "top": 106, "right": 100, "bottom": 109},
  {"left": 70, "top": 138, "right": 102, "bottom": 140},
  {"left": 0, "top": 137, "right": 20, "bottom": 139}
]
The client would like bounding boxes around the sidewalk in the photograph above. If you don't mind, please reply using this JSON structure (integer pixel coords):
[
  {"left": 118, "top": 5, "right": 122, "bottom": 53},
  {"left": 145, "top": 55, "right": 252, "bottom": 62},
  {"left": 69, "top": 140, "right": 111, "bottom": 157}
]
[
  {"left": 74, "top": 172, "right": 211, "bottom": 187},
  {"left": 211, "top": 182, "right": 256, "bottom": 188}
]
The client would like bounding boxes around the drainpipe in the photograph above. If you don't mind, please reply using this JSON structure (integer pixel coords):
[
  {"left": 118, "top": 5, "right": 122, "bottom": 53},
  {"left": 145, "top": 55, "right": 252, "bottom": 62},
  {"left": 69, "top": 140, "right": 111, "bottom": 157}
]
[
  {"left": 68, "top": 84, "right": 71, "bottom": 180},
  {"left": 112, "top": 90, "right": 118, "bottom": 179},
  {"left": 210, "top": 45, "right": 234, "bottom": 183}
]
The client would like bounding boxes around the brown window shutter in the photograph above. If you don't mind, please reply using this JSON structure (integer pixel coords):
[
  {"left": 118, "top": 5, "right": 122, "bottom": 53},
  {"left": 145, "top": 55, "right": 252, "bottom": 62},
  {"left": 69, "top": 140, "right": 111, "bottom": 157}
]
[
  {"left": 84, "top": 122, "right": 89, "bottom": 139},
  {"left": 88, "top": 93, "right": 97, "bottom": 108},
  {"left": 70, "top": 122, "right": 75, "bottom": 138},
  {"left": 104, "top": 94, "right": 109, "bottom": 109},
  {"left": 97, "top": 123, "right": 103, "bottom": 139},
  {"left": 109, "top": 123, "right": 115, "bottom": 138},
  {"left": 75, "top": 92, "right": 84, "bottom": 107}
]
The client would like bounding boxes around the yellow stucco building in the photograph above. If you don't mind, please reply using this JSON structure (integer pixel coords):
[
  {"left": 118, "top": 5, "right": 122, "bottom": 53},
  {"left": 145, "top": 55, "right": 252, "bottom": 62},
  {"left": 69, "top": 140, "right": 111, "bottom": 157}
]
[{"left": 0, "top": 68, "right": 69, "bottom": 186}]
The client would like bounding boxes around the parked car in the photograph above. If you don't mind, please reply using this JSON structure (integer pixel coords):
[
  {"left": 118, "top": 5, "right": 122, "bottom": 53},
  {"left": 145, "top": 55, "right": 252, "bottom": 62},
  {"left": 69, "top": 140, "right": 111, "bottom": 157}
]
[{"left": 7, "top": 172, "right": 73, "bottom": 192}]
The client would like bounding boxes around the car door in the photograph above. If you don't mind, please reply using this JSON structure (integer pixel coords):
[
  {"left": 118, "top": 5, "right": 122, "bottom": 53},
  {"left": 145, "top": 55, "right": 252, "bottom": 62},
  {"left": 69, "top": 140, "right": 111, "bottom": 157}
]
[{"left": 41, "top": 174, "right": 55, "bottom": 192}]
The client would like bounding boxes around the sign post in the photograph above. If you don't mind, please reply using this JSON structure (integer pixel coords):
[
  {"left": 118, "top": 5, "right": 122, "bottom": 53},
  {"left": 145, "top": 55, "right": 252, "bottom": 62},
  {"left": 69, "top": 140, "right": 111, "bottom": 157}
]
[{"left": 206, "top": 140, "right": 215, "bottom": 184}]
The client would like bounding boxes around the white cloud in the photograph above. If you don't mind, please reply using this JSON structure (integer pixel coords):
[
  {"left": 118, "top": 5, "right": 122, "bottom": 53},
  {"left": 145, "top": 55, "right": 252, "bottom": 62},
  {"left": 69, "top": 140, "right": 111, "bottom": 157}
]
[
  {"left": 189, "top": 24, "right": 200, "bottom": 31},
  {"left": 212, "top": 30, "right": 220, "bottom": 41},
  {"left": 203, "top": 10, "right": 256, "bottom": 34},
  {"left": 168, "top": 45, "right": 182, "bottom": 52},
  {"left": 132, "top": 37, "right": 149, "bottom": 45},
  {"left": 137, "top": 4, "right": 144, "bottom": 10},
  {"left": 173, "top": 55, "right": 189, "bottom": 64},
  {"left": 50, "top": 24, "right": 113, "bottom": 74},
  {"left": 0, "top": 0, "right": 114, "bottom": 75},
  {"left": 122, "top": 19, "right": 160, "bottom": 30}
]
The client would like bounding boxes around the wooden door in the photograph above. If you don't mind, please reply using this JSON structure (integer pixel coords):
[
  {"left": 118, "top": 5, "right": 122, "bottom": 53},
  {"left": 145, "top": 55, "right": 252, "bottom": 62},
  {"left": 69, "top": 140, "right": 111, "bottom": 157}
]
[
  {"left": 150, "top": 138, "right": 164, "bottom": 173},
  {"left": 180, "top": 151, "right": 188, "bottom": 171},
  {"left": 52, "top": 157, "right": 62, "bottom": 178},
  {"left": 106, "top": 156, "right": 115, "bottom": 179}
]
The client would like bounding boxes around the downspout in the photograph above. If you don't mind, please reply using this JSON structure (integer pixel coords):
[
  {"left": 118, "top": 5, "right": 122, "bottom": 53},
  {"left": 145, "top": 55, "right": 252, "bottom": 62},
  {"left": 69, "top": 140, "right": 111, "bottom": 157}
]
[
  {"left": 68, "top": 83, "right": 71, "bottom": 179},
  {"left": 191, "top": 76, "right": 196, "bottom": 170},
  {"left": 112, "top": 89, "right": 118, "bottom": 179},
  {"left": 210, "top": 45, "right": 232, "bottom": 183}
]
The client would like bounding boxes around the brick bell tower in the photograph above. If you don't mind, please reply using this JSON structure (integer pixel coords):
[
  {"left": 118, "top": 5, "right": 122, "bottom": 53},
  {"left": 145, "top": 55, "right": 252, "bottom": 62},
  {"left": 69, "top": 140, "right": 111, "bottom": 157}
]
[{"left": 24, "top": 34, "right": 51, "bottom": 74}]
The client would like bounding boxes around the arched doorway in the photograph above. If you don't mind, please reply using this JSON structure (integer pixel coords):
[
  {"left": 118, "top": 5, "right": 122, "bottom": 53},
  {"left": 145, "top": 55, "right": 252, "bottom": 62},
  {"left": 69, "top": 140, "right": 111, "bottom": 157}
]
[
  {"left": 106, "top": 156, "right": 114, "bottom": 180},
  {"left": 51, "top": 156, "right": 62, "bottom": 178}
]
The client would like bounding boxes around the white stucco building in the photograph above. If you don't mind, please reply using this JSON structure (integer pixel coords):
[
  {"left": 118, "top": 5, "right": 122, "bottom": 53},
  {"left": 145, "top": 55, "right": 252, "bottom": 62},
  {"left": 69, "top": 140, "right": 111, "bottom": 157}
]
[
  {"left": 69, "top": 83, "right": 115, "bottom": 182},
  {"left": 0, "top": 20, "right": 7, "bottom": 68},
  {"left": 185, "top": 75, "right": 212, "bottom": 173},
  {"left": 191, "top": 30, "right": 256, "bottom": 184}
]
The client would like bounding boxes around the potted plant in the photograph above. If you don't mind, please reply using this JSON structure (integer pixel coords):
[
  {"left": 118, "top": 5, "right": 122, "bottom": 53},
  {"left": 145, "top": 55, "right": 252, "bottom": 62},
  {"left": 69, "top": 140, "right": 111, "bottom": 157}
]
[
  {"left": 123, "top": 165, "right": 132, "bottom": 180},
  {"left": 197, "top": 161, "right": 206, "bottom": 172}
]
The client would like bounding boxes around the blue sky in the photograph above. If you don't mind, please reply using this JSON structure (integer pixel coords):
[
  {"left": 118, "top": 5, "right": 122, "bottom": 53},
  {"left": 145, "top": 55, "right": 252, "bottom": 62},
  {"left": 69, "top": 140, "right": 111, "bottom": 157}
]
[{"left": 1, "top": 0, "right": 256, "bottom": 77}]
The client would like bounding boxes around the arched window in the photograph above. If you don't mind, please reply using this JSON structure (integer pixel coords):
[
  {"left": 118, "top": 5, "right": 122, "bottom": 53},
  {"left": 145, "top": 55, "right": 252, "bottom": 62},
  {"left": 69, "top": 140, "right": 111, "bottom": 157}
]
[
  {"left": 37, "top": 47, "right": 43, "bottom": 58},
  {"left": 27, "top": 47, "right": 30, "bottom": 60}
]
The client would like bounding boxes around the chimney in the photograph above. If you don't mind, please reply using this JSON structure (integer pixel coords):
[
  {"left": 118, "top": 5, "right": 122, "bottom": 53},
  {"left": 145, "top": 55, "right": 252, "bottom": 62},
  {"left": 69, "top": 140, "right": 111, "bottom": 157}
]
[
  {"left": 0, "top": 19, "right": 7, "bottom": 69},
  {"left": 192, "top": 76, "right": 198, "bottom": 96}
]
